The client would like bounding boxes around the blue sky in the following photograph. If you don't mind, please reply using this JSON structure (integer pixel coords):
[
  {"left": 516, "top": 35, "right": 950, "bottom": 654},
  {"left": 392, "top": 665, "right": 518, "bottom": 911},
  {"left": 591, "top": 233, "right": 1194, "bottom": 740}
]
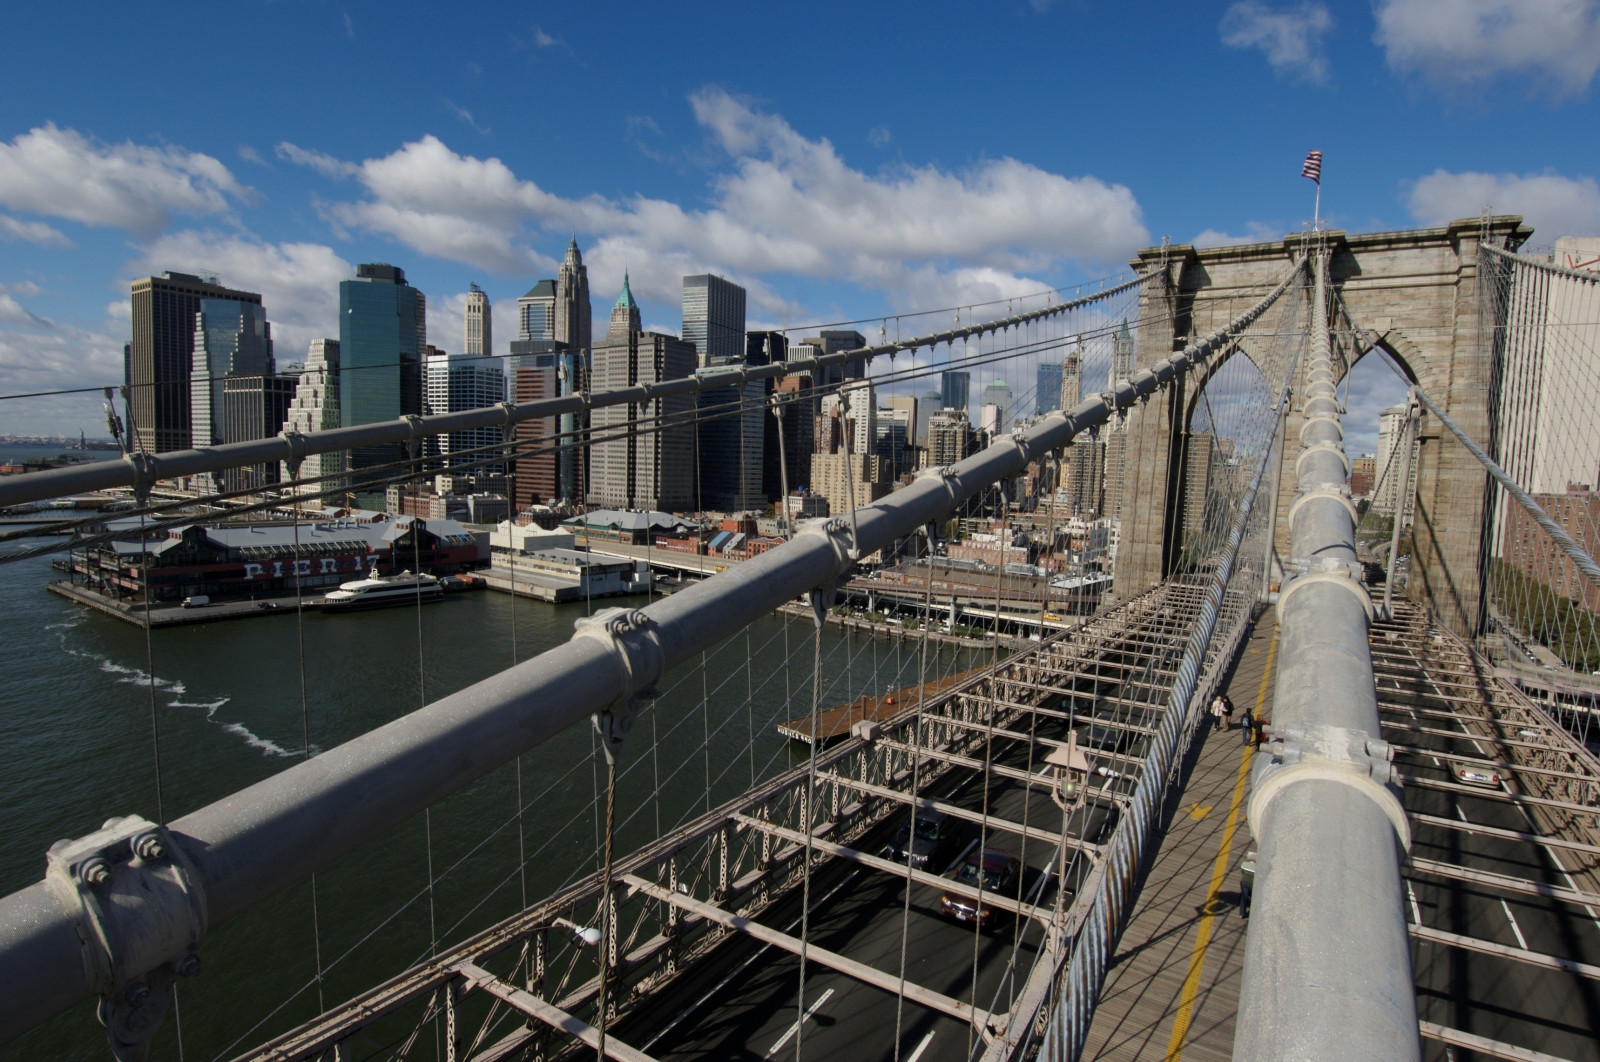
[{"left": 1, "top": 0, "right": 1597, "bottom": 451}]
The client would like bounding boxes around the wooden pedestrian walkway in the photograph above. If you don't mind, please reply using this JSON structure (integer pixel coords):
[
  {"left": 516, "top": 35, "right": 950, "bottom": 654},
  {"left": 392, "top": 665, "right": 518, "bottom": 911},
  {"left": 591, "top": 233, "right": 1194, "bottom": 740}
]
[{"left": 1082, "top": 615, "right": 1279, "bottom": 1061}]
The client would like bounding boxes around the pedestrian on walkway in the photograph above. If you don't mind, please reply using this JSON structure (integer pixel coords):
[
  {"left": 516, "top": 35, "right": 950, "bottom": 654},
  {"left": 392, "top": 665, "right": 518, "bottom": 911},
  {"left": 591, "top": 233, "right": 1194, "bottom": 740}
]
[
  {"left": 1240, "top": 711, "right": 1255, "bottom": 747},
  {"left": 1220, "top": 693, "right": 1235, "bottom": 728},
  {"left": 1210, "top": 694, "right": 1229, "bottom": 730}
]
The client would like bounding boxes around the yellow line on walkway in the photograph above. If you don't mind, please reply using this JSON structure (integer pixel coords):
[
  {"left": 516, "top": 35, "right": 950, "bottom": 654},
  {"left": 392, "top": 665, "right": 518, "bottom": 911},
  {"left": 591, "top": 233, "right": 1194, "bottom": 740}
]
[{"left": 1163, "top": 629, "right": 1277, "bottom": 1061}]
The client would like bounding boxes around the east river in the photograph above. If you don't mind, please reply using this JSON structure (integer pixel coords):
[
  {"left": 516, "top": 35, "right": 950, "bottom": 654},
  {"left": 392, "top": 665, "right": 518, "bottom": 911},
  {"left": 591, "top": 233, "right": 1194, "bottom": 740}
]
[{"left": 0, "top": 455, "right": 974, "bottom": 1060}]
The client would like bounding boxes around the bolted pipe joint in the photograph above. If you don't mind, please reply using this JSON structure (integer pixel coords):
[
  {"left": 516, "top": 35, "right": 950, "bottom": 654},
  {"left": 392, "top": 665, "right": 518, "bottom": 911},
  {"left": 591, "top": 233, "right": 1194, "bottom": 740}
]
[
  {"left": 572, "top": 609, "right": 666, "bottom": 706},
  {"left": 40, "top": 815, "right": 207, "bottom": 1059},
  {"left": 1248, "top": 724, "right": 1409, "bottom": 850},
  {"left": 42, "top": 816, "right": 207, "bottom": 1000}
]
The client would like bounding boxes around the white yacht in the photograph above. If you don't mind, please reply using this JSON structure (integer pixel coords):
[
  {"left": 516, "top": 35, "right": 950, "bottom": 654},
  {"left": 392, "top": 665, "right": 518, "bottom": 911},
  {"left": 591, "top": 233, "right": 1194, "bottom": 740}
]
[{"left": 316, "top": 568, "right": 443, "bottom": 612}]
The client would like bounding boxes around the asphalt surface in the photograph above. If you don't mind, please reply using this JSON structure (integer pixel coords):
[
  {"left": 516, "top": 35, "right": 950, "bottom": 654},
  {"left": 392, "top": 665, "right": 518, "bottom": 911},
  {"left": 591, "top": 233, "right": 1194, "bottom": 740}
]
[
  {"left": 1380, "top": 642, "right": 1600, "bottom": 1061},
  {"left": 610, "top": 704, "right": 1134, "bottom": 1062}
]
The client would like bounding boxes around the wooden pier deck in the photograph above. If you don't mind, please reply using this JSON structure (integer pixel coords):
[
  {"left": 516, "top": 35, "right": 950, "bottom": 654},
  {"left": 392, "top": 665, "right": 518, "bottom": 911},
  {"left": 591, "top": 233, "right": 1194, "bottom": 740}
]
[
  {"left": 1082, "top": 615, "right": 1279, "bottom": 1061},
  {"left": 775, "top": 665, "right": 987, "bottom": 745}
]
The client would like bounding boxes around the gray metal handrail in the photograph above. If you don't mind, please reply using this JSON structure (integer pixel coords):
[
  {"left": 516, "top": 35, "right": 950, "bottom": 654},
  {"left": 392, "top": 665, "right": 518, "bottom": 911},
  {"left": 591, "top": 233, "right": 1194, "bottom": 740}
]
[
  {"left": 1039, "top": 266, "right": 1306, "bottom": 1062},
  {"left": 1234, "top": 250, "right": 1420, "bottom": 1061}
]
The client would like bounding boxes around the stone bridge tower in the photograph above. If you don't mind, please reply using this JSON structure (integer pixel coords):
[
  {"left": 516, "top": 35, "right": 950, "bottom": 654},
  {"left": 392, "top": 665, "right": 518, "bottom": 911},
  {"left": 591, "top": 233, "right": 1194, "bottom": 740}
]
[{"left": 1113, "top": 216, "right": 1532, "bottom": 637}]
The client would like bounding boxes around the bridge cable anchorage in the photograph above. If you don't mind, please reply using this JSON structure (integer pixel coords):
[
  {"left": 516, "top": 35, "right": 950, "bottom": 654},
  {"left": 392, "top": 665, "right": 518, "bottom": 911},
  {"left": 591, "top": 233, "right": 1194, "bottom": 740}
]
[
  {"left": 0, "top": 269, "right": 1290, "bottom": 1046},
  {"left": 1233, "top": 250, "right": 1422, "bottom": 1062}
]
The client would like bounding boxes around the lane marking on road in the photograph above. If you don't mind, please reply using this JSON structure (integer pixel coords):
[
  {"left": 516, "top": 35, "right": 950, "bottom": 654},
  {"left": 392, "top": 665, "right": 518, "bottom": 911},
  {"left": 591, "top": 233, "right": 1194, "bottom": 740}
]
[
  {"left": 768, "top": 987, "right": 833, "bottom": 1056},
  {"left": 642, "top": 869, "right": 860, "bottom": 1052},
  {"left": 1499, "top": 898, "right": 1529, "bottom": 950},
  {"left": 1509, "top": 797, "right": 1600, "bottom": 929},
  {"left": 905, "top": 1030, "right": 936, "bottom": 1062},
  {"left": 1163, "top": 629, "right": 1276, "bottom": 1062}
]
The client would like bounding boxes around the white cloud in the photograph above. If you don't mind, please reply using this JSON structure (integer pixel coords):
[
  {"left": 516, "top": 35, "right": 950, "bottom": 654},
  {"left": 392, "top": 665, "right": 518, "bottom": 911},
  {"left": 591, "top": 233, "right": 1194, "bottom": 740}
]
[
  {"left": 1220, "top": 2, "right": 1334, "bottom": 84},
  {"left": 1407, "top": 169, "right": 1600, "bottom": 238},
  {"left": 129, "top": 231, "right": 354, "bottom": 360},
  {"left": 238, "top": 144, "right": 267, "bottom": 166},
  {"left": 1375, "top": 0, "right": 1600, "bottom": 95},
  {"left": 0, "top": 293, "right": 49, "bottom": 329},
  {"left": 0, "top": 213, "right": 74, "bottom": 248},
  {"left": 312, "top": 135, "right": 583, "bottom": 273},
  {"left": 0, "top": 281, "right": 45, "bottom": 298},
  {"left": 1192, "top": 222, "right": 1281, "bottom": 247},
  {"left": 284, "top": 88, "right": 1146, "bottom": 332},
  {"left": 0, "top": 307, "right": 125, "bottom": 434},
  {"left": 0, "top": 124, "right": 251, "bottom": 238},
  {"left": 868, "top": 125, "right": 894, "bottom": 149},
  {"left": 445, "top": 101, "right": 492, "bottom": 136},
  {"left": 275, "top": 141, "right": 359, "bottom": 179}
]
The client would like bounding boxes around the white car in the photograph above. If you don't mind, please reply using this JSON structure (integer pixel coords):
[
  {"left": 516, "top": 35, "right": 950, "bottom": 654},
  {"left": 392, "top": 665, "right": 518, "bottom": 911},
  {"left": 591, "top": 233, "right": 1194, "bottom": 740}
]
[{"left": 1449, "top": 759, "right": 1502, "bottom": 788}]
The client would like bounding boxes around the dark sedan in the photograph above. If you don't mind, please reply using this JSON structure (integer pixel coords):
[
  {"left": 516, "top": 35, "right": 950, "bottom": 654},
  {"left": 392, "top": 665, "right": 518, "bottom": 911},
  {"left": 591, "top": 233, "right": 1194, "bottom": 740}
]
[
  {"left": 887, "top": 808, "right": 961, "bottom": 870},
  {"left": 939, "top": 849, "right": 1022, "bottom": 927}
]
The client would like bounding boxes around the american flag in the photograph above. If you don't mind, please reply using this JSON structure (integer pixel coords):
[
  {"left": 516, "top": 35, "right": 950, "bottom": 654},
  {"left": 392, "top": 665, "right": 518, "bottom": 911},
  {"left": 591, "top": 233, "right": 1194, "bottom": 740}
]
[{"left": 1301, "top": 150, "right": 1323, "bottom": 184}]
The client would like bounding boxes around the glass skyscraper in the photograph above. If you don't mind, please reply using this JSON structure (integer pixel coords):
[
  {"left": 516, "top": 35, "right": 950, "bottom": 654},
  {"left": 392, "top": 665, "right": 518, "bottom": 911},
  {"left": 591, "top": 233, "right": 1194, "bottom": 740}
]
[
  {"left": 940, "top": 370, "right": 971, "bottom": 418},
  {"left": 1036, "top": 361, "right": 1063, "bottom": 416},
  {"left": 128, "top": 271, "right": 263, "bottom": 453},
  {"left": 682, "top": 273, "right": 747, "bottom": 367},
  {"left": 191, "top": 298, "right": 274, "bottom": 450},
  {"left": 339, "top": 263, "right": 425, "bottom": 480}
]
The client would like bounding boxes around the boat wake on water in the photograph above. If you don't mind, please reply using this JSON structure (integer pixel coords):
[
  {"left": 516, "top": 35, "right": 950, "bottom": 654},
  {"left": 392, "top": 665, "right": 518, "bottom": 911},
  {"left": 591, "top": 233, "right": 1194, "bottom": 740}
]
[{"left": 54, "top": 631, "right": 302, "bottom": 760}]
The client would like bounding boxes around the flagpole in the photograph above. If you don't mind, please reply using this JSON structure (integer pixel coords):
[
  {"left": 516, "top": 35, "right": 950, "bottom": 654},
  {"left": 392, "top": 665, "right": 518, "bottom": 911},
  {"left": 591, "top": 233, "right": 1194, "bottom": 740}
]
[{"left": 1314, "top": 182, "right": 1321, "bottom": 229}]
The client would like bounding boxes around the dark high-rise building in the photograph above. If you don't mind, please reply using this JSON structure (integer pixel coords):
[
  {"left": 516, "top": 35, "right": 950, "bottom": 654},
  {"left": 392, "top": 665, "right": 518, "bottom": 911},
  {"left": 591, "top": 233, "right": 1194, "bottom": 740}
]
[
  {"left": 128, "top": 271, "right": 263, "bottom": 453},
  {"left": 940, "top": 370, "right": 971, "bottom": 417},
  {"left": 683, "top": 273, "right": 747, "bottom": 367},
  {"left": 747, "top": 331, "right": 788, "bottom": 367},
  {"left": 806, "top": 330, "right": 868, "bottom": 389},
  {"left": 1037, "top": 361, "right": 1063, "bottom": 416},
  {"left": 516, "top": 280, "right": 557, "bottom": 350},
  {"left": 554, "top": 238, "right": 591, "bottom": 362},
  {"left": 339, "top": 263, "right": 425, "bottom": 481},
  {"left": 752, "top": 331, "right": 794, "bottom": 500},
  {"left": 512, "top": 240, "right": 591, "bottom": 499},
  {"left": 512, "top": 363, "right": 560, "bottom": 509},
  {"left": 766, "top": 374, "right": 813, "bottom": 498},
  {"left": 696, "top": 365, "right": 764, "bottom": 512}
]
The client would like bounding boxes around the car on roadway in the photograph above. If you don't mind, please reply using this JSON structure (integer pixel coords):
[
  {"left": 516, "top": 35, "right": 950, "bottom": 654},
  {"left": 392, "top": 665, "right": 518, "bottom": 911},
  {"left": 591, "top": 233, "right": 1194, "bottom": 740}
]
[
  {"left": 940, "top": 849, "right": 1022, "bottom": 927},
  {"left": 887, "top": 808, "right": 961, "bottom": 870},
  {"left": 1449, "top": 759, "right": 1503, "bottom": 788}
]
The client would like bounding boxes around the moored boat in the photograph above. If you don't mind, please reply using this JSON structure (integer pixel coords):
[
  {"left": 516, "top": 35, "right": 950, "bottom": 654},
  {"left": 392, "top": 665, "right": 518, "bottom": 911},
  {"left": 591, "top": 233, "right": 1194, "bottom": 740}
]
[{"left": 316, "top": 568, "right": 443, "bottom": 612}]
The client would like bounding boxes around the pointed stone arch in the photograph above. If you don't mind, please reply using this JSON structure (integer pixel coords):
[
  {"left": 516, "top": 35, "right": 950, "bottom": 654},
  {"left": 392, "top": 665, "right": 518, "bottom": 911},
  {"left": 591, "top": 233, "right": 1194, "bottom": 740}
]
[{"left": 1113, "top": 217, "right": 1532, "bottom": 636}]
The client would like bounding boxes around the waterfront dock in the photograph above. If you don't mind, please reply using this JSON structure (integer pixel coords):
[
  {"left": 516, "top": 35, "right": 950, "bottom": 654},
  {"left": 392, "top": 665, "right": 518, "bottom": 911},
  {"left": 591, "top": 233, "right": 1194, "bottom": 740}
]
[{"left": 47, "top": 581, "right": 314, "bottom": 628}]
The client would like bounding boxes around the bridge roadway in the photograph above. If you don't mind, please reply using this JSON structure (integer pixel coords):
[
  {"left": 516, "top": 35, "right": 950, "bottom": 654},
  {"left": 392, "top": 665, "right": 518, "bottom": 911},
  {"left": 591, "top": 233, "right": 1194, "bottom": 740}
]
[
  {"left": 602, "top": 583, "right": 1214, "bottom": 1062},
  {"left": 1081, "top": 600, "right": 1600, "bottom": 1062}
]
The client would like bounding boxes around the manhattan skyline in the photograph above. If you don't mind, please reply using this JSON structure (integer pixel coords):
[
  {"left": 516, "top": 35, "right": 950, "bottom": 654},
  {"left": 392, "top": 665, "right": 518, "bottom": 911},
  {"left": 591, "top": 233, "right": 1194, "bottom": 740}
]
[{"left": 0, "top": 2, "right": 1596, "bottom": 449}]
